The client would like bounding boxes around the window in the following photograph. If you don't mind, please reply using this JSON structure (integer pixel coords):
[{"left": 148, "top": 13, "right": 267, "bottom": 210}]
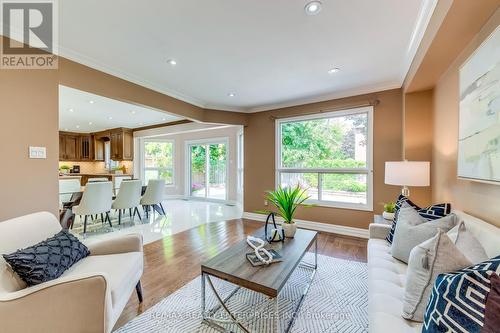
[
  {"left": 142, "top": 139, "right": 174, "bottom": 185},
  {"left": 276, "top": 107, "right": 373, "bottom": 211}
]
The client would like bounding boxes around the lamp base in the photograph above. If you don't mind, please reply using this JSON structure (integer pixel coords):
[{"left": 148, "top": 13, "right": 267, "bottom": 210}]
[{"left": 401, "top": 186, "right": 410, "bottom": 197}]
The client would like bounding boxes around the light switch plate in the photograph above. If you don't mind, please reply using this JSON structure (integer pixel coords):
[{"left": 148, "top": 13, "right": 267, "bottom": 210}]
[{"left": 29, "top": 146, "right": 47, "bottom": 159}]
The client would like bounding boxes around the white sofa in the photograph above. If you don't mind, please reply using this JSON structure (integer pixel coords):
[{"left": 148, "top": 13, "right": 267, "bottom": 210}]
[
  {"left": 0, "top": 212, "right": 144, "bottom": 333},
  {"left": 367, "top": 210, "right": 500, "bottom": 333}
]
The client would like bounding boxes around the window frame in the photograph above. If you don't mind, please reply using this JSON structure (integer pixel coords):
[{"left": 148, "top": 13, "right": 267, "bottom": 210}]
[
  {"left": 275, "top": 106, "right": 374, "bottom": 211},
  {"left": 141, "top": 138, "right": 175, "bottom": 187}
]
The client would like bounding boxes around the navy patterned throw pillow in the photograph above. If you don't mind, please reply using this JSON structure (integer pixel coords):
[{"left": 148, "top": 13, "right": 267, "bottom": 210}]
[
  {"left": 423, "top": 256, "right": 500, "bottom": 333},
  {"left": 385, "top": 195, "right": 451, "bottom": 244},
  {"left": 3, "top": 230, "right": 90, "bottom": 286}
]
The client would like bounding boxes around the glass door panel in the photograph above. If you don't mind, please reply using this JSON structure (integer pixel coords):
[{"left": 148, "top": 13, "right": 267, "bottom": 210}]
[
  {"left": 190, "top": 145, "right": 206, "bottom": 197},
  {"left": 208, "top": 143, "right": 227, "bottom": 200}
]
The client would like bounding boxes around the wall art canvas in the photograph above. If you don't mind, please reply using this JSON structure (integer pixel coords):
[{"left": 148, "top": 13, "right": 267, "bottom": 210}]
[{"left": 458, "top": 26, "right": 500, "bottom": 183}]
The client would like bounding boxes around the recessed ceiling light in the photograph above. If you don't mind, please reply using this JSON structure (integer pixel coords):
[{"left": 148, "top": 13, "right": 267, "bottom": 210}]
[
  {"left": 328, "top": 67, "right": 340, "bottom": 74},
  {"left": 108, "top": 116, "right": 113, "bottom": 120},
  {"left": 228, "top": 92, "right": 236, "bottom": 97},
  {"left": 305, "top": 1, "right": 322, "bottom": 15},
  {"left": 162, "top": 117, "right": 167, "bottom": 121},
  {"left": 130, "top": 110, "right": 136, "bottom": 114},
  {"left": 88, "top": 122, "right": 93, "bottom": 125},
  {"left": 76, "top": 125, "right": 80, "bottom": 129},
  {"left": 68, "top": 108, "right": 74, "bottom": 112},
  {"left": 89, "top": 100, "right": 94, "bottom": 104},
  {"left": 167, "top": 59, "right": 177, "bottom": 66}
]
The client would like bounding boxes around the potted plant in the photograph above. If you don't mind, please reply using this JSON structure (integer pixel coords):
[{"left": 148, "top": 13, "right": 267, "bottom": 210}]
[
  {"left": 262, "top": 185, "right": 312, "bottom": 238},
  {"left": 382, "top": 202, "right": 396, "bottom": 220},
  {"left": 59, "top": 165, "right": 71, "bottom": 174}
]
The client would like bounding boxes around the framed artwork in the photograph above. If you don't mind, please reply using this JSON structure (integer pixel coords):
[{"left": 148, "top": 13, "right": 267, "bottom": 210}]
[{"left": 458, "top": 26, "right": 500, "bottom": 184}]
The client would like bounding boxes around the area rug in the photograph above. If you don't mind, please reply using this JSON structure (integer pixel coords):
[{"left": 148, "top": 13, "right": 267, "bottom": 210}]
[{"left": 117, "top": 253, "right": 368, "bottom": 332}]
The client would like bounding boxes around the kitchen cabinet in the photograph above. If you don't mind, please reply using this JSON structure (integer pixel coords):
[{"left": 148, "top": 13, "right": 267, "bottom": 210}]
[
  {"left": 79, "top": 135, "right": 93, "bottom": 161},
  {"left": 93, "top": 138, "right": 105, "bottom": 161},
  {"left": 59, "top": 133, "right": 79, "bottom": 160},
  {"left": 59, "top": 128, "right": 133, "bottom": 161},
  {"left": 110, "top": 128, "right": 133, "bottom": 161}
]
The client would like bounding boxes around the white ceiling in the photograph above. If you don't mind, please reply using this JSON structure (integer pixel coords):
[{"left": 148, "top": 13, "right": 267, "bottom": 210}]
[
  {"left": 59, "top": 85, "right": 183, "bottom": 133},
  {"left": 58, "top": 0, "right": 436, "bottom": 112}
]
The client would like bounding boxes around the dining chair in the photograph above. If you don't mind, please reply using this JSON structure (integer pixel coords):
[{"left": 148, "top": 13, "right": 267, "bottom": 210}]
[
  {"left": 73, "top": 181, "right": 113, "bottom": 234},
  {"left": 114, "top": 176, "right": 132, "bottom": 196},
  {"left": 112, "top": 179, "right": 142, "bottom": 224},
  {"left": 140, "top": 179, "right": 166, "bottom": 219},
  {"left": 58, "top": 177, "right": 81, "bottom": 207}
]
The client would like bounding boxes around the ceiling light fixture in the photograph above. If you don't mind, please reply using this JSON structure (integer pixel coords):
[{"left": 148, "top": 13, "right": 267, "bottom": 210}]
[
  {"left": 88, "top": 122, "right": 93, "bottom": 125},
  {"left": 69, "top": 108, "right": 74, "bottom": 112},
  {"left": 167, "top": 59, "right": 177, "bottom": 66},
  {"left": 162, "top": 118, "right": 166, "bottom": 121},
  {"left": 228, "top": 92, "right": 236, "bottom": 97},
  {"left": 130, "top": 110, "right": 136, "bottom": 114},
  {"left": 305, "top": 1, "right": 322, "bottom": 15},
  {"left": 108, "top": 116, "right": 113, "bottom": 120},
  {"left": 328, "top": 67, "right": 340, "bottom": 74},
  {"left": 89, "top": 100, "right": 94, "bottom": 104},
  {"left": 76, "top": 125, "right": 80, "bottom": 129}
]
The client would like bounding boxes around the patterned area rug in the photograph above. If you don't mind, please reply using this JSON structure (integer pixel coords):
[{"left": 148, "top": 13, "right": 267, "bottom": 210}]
[{"left": 117, "top": 253, "right": 368, "bottom": 333}]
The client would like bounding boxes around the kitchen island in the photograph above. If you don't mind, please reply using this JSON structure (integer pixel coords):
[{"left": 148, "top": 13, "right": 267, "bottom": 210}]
[{"left": 59, "top": 173, "right": 134, "bottom": 186}]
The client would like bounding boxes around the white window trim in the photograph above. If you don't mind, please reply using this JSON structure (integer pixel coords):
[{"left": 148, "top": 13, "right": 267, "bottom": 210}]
[
  {"left": 141, "top": 138, "right": 175, "bottom": 187},
  {"left": 275, "top": 106, "right": 374, "bottom": 211}
]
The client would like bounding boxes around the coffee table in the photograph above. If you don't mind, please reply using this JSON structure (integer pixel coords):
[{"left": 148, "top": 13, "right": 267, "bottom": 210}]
[{"left": 201, "top": 227, "right": 318, "bottom": 333}]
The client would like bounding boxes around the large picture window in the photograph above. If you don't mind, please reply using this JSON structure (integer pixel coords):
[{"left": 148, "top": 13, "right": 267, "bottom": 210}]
[
  {"left": 276, "top": 107, "right": 373, "bottom": 211},
  {"left": 142, "top": 139, "right": 174, "bottom": 185}
]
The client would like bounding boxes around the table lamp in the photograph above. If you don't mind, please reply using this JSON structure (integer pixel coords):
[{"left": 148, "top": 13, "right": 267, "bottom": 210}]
[{"left": 384, "top": 161, "right": 430, "bottom": 197}]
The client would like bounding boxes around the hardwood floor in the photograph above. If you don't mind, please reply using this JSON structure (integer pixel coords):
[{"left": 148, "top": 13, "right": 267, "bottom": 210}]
[{"left": 114, "top": 218, "right": 367, "bottom": 330}]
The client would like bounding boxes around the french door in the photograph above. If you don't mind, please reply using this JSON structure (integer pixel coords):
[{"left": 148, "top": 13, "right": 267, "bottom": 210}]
[{"left": 187, "top": 139, "right": 228, "bottom": 201}]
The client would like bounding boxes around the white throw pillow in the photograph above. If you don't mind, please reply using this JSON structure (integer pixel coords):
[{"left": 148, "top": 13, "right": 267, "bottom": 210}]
[
  {"left": 447, "top": 221, "right": 489, "bottom": 264},
  {"left": 402, "top": 230, "right": 471, "bottom": 322},
  {"left": 391, "top": 203, "right": 458, "bottom": 263}
]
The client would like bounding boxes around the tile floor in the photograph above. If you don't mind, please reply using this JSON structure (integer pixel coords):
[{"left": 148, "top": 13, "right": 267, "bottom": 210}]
[{"left": 71, "top": 199, "right": 243, "bottom": 245}]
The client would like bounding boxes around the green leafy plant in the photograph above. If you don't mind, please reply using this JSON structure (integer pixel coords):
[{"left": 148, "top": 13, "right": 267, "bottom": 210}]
[
  {"left": 259, "top": 185, "right": 313, "bottom": 224},
  {"left": 383, "top": 202, "right": 396, "bottom": 213},
  {"left": 59, "top": 165, "right": 71, "bottom": 170}
]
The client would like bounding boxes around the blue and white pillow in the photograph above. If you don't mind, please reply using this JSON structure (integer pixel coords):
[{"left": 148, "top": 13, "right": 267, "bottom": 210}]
[
  {"left": 385, "top": 195, "right": 451, "bottom": 244},
  {"left": 423, "top": 255, "right": 500, "bottom": 333}
]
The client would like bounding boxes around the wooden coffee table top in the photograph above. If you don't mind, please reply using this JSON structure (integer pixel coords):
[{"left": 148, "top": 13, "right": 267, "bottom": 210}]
[{"left": 201, "top": 227, "right": 317, "bottom": 298}]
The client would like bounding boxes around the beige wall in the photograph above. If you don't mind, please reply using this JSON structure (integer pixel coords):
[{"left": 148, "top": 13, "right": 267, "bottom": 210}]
[
  {"left": 403, "top": 90, "right": 433, "bottom": 205},
  {"left": 244, "top": 89, "right": 404, "bottom": 229},
  {"left": 432, "top": 8, "right": 500, "bottom": 227},
  {"left": 0, "top": 62, "right": 59, "bottom": 221}
]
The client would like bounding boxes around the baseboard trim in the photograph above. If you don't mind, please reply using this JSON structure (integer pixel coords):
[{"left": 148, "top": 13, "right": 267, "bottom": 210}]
[{"left": 242, "top": 212, "right": 369, "bottom": 239}]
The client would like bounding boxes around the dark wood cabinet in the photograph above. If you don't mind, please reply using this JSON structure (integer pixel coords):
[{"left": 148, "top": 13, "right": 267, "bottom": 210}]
[
  {"left": 78, "top": 135, "right": 93, "bottom": 161},
  {"left": 93, "top": 138, "right": 105, "bottom": 161},
  {"left": 110, "top": 128, "right": 133, "bottom": 161},
  {"left": 59, "top": 133, "right": 79, "bottom": 160},
  {"left": 59, "top": 128, "right": 133, "bottom": 161}
]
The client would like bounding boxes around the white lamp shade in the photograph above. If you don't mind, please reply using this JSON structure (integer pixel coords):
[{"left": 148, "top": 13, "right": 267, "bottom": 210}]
[{"left": 385, "top": 161, "right": 430, "bottom": 187}]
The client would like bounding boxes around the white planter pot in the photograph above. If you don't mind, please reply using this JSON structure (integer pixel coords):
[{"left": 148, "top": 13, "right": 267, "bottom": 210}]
[
  {"left": 282, "top": 222, "right": 297, "bottom": 238},
  {"left": 383, "top": 211, "right": 395, "bottom": 221}
]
